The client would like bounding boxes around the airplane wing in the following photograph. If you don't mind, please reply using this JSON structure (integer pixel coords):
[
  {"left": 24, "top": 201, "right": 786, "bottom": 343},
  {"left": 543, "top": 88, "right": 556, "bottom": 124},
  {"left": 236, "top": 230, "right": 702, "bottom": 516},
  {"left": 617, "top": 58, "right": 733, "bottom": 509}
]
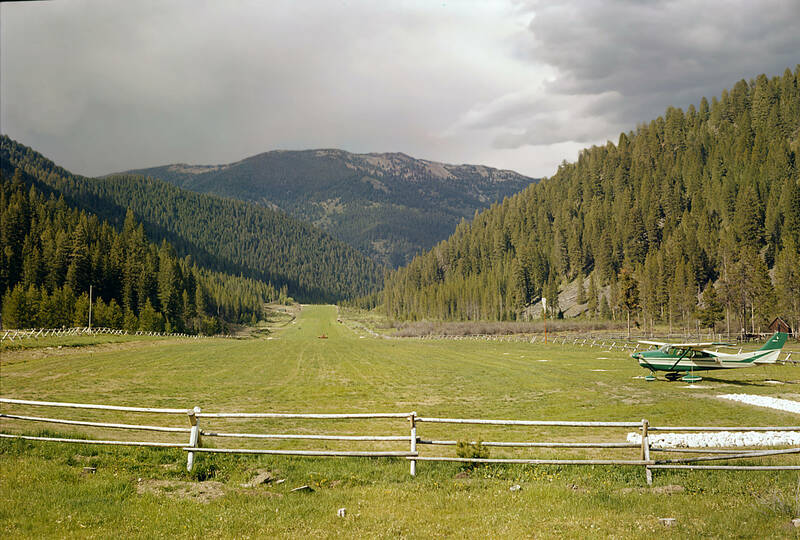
[
  {"left": 636, "top": 340, "right": 736, "bottom": 349},
  {"left": 665, "top": 342, "right": 736, "bottom": 350}
]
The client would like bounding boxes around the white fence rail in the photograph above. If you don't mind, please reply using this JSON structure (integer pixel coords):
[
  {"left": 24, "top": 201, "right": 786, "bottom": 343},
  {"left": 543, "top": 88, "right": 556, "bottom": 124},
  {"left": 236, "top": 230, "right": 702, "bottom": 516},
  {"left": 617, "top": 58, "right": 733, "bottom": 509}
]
[
  {"left": 2, "top": 397, "right": 800, "bottom": 484},
  {"left": 1, "top": 327, "right": 233, "bottom": 342}
]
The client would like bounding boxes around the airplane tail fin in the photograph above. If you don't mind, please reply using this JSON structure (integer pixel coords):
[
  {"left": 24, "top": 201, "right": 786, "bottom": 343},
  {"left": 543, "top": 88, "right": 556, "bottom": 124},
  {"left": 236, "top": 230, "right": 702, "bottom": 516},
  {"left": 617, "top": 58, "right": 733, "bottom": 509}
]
[
  {"left": 759, "top": 332, "right": 787, "bottom": 351},
  {"left": 751, "top": 332, "right": 788, "bottom": 365}
]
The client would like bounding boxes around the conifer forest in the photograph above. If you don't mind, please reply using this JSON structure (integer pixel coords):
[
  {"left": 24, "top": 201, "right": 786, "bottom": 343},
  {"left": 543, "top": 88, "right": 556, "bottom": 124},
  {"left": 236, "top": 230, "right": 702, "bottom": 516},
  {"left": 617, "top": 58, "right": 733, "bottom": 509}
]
[{"left": 384, "top": 68, "right": 800, "bottom": 335}]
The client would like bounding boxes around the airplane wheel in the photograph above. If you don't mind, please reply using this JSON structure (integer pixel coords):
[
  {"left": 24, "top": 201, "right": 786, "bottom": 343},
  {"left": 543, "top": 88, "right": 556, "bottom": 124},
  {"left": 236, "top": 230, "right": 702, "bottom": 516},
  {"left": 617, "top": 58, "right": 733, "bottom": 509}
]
[{"left": 665, "top": 373, "right": 680, "bottom": 381}]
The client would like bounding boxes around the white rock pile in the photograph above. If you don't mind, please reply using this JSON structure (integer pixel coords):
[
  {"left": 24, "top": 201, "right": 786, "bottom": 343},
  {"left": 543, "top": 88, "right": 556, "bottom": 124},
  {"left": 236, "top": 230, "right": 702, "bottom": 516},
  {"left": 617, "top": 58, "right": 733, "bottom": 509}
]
[
  {"left": 718, "top": 393, "right": 800, "bottom": 414},
  {"left": 627, "top": 430, "right": 800, "bottom": 448},
  {"left": 627, "top": 393, "right": 800, "bottom": 447}
]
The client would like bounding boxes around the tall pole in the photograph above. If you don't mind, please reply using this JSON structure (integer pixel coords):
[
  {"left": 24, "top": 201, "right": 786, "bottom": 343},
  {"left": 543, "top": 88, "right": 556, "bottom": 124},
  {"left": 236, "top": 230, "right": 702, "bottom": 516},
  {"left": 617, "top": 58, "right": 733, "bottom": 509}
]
[
  {"left": 543, "top": 296, "right": 547, "bottom": 344},
  {"left": 88, "top": 285, "right": 92, "bottom": 332}
]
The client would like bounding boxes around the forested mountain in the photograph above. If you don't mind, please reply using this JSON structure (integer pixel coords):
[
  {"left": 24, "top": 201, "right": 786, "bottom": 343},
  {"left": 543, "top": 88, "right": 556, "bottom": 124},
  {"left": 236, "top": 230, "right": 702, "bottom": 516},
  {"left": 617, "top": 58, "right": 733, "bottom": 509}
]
[
  {"left": 0, "top": 168, "right": 280, "bottom": 332},
  {"left": 1, "top": 137, "right": 383, "bottom": 303},
  {"left": 384, "top": 67, "right": 800, "bottom": 335},
  {"left": 121, "top": 150, "right": 537, "bottom": 267}
]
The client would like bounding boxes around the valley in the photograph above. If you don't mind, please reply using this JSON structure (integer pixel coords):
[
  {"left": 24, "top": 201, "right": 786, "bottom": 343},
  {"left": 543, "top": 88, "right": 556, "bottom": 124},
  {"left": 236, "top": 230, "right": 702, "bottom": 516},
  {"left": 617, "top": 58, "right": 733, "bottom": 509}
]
[{"left": 2, "top": 305, "right": 800, "bottom": 537}]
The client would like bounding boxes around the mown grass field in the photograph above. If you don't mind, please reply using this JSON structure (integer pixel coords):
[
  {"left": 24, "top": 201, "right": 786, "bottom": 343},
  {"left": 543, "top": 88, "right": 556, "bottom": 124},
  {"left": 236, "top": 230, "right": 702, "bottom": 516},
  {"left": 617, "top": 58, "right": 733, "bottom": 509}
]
[{"left": 2, "top": 305, "right": 800, "bottom": 538}]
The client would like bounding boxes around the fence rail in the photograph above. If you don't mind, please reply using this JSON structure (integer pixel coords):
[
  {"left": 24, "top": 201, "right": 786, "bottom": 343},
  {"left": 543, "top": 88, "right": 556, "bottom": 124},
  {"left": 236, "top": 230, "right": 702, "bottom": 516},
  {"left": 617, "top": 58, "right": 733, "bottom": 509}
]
[
  {"left": 410, "top": 334, "right": 795, "bottom": 363},
  {"left": 2, "top": 397, "right": 799, "bottom": 484},
  {"left": 5, "top": 328, "right": 793, "bottom": 362},
  {"left": 1, "top": 326, "right": 233, "bottom": 342}
]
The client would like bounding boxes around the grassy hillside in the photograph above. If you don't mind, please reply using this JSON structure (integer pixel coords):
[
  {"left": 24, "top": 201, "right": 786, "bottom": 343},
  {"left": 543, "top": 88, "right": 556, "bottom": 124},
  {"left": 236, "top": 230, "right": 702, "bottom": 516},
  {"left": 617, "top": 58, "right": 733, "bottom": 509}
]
[
  {"left": 2, "top": 306, "right": 799, "bottom": 537},
  {"left": 1, "top": 137, "right": 383, "bottom": 303},
  {"left": 123, "top": 150, "right": 537, "bottom": 267}
]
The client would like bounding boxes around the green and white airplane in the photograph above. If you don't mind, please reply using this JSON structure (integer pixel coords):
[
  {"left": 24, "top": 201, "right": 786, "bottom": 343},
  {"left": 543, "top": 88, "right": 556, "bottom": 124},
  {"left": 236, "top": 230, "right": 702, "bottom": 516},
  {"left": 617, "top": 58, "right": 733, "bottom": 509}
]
[{"left": 632, "top": 332, "right": 788, "bottom": 382}]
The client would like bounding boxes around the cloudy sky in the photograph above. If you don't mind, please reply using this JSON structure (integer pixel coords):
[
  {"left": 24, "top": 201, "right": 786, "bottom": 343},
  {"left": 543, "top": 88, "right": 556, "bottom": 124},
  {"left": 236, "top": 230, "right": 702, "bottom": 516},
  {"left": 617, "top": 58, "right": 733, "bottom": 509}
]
[{"left": 2, "top": 0, "right": 798, "bottom": 178}]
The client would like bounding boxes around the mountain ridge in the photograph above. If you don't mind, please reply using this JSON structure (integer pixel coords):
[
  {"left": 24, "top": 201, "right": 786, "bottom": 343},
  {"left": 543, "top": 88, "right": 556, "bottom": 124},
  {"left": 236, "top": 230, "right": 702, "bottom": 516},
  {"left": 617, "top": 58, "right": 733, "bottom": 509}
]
[
  {"left": 118, "top": 149, "right": 538, "bottom": 267},
  {"left": 1, "top": 136, "right": 383, "bottom": 303}
]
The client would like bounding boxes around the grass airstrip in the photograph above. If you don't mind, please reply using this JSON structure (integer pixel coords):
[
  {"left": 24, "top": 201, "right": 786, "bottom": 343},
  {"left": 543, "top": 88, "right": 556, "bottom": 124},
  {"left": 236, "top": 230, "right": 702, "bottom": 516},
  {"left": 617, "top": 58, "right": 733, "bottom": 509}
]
[{"left": 2, "top": 305, "right": 800, "bottom": 538}]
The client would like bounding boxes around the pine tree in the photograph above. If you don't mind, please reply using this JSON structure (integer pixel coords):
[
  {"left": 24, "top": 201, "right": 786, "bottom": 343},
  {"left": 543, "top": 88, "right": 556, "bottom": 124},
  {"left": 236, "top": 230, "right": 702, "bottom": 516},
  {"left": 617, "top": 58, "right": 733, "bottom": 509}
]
[
  {"left": 123, "top": 309, "right": 139, "bottom": 332},
  {"left": 734, "top": 184, "right": 764, "bottom": 249},
  {"left": 697, "top": 284, "right": 724, "bottom": 333},
  {"left": 774, "top": 247, "right": 800, "bottom": 332},
  {"left": 587, "top": 274, "right": 599, "bottom": 317},
  {"left": 158, "top": 241, "right": 182, "bottom": 331},
  {"left": 543, "top": 278, "right": 560, "bottom": 318},
  {"left": 781, "top": 177, "right": 800, "bottom": 250},
  {"left": 617, "top": 267, "right": 639, "bottom": 338},
  {"left": 138, "top": 300, "right": 164, "bottom": 332},
  {"left": 742, "top": 248, "right": 776, "bottom": 333},
  {"left": 1, "top": 284, "right": 27, "bottom": 328},
  {"left": 599, "top": 294, "right": 611, "bottom": 319},
  {"left": 623, "top": 208, "right": 648, "bottom": 266},
  {"left": 576, "top": 273, "right": 586, "bottom": 305}
]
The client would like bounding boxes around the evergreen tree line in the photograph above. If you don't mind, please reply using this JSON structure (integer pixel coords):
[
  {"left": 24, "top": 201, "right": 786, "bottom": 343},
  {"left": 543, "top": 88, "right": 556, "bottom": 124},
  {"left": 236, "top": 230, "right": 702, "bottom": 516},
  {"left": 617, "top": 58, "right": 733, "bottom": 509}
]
[
  {"left": 1, "top": 169, "right": 282, "bottom": 333},
  {"left": 384, "top": 67, "right": 800, "bottom": 335},
  {"left": 0, "top": 136, "right": 383, "bottom": 303}
]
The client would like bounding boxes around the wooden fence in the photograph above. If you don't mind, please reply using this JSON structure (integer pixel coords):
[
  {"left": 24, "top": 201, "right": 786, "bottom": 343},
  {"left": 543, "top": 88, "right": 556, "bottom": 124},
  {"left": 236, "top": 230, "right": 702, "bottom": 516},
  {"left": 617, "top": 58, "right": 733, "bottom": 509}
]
[
  {"left": 414, "top": 334, "right": 796, "bottom": 363},
  {"left": 3, "top": 397, "right": 800, "bottom": 484},
  {"left": 4, "top": 328, "right": 793, "bottom": 363},
  {"left": 1, "top": 327, "right": 233, "bottom": 342}
]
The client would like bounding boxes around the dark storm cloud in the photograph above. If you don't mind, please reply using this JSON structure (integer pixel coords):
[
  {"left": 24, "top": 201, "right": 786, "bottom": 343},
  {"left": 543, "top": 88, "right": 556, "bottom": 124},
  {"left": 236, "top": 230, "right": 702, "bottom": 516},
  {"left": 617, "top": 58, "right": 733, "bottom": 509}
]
[
  {"left": 460, "top": 0, "right": 800, "bottom": 150},
  {"left": 1, "top": 0, "right": 798, "bottom": 178},
  {"left": 2, "top": 1, "right": 525, "bottom": 175}
]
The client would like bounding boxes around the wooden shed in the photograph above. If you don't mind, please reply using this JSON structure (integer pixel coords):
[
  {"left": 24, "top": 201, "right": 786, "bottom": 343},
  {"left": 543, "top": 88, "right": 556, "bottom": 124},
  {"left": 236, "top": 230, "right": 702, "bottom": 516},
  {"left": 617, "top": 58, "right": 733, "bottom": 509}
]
[{"left": 769, "top": 317, "right": 792, "bottom": 334}]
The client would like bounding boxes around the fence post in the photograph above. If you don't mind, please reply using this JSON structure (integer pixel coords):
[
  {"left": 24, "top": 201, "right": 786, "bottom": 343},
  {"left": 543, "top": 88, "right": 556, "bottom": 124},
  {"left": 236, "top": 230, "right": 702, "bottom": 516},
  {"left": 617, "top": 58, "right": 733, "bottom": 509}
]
[
  {"left": 409, "top": 411, "right": 417, "bottom": 476},
  {"left": 641, "top": 419, "right": 652, "bottom": 485},
  {"left": 186, "top": 406, "right": 202, "bottom": 472}
]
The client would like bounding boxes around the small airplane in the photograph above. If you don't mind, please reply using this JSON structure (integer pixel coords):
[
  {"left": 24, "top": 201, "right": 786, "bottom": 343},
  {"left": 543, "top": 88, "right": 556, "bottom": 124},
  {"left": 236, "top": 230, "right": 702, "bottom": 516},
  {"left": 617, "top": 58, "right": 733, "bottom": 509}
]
[{"left": 632, "top": 332, "right": 788, "bottom": 382}]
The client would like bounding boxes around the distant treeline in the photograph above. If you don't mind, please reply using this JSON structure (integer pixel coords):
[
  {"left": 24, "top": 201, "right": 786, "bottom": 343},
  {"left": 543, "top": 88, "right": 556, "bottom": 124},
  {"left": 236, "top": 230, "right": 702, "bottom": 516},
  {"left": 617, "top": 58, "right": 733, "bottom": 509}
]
[
  {"left": 1, "top": 169, "right": 284, "bottom": 333},
  {"left": 0, "top": 136, "right": 383, "bottom": 303},
  {"left": 384, "top": 67, "right": 800, "bottom": 334}
]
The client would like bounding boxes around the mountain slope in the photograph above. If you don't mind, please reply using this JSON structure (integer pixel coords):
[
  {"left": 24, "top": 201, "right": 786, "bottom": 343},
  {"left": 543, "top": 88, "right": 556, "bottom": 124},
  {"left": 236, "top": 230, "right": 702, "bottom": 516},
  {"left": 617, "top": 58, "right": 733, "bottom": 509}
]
[
  {"left": 1, "top": 137, "right": 383, "bottom": 303},
  {"left": 1, "top": 168, "right": 276, "bottom": 332},
  {"left": 122, "top": 150, "right": 537, "bottom": 267},
  {"left": 383, "top": 67, "right": 800, "bottom": 333}
]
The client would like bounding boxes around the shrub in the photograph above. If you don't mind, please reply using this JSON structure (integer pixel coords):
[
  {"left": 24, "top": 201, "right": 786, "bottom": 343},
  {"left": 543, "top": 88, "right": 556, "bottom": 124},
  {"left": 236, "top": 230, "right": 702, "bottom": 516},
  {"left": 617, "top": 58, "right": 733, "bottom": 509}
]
[{"left": 456, "top": 439, "right": 489, "bottom": 469}]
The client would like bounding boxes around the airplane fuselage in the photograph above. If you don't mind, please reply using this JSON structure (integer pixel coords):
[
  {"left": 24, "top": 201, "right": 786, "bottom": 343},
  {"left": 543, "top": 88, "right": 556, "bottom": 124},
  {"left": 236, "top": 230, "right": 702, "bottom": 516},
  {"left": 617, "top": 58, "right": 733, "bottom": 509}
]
[{"left": 633, "top": 347, "right": 781, "bottom": 373}]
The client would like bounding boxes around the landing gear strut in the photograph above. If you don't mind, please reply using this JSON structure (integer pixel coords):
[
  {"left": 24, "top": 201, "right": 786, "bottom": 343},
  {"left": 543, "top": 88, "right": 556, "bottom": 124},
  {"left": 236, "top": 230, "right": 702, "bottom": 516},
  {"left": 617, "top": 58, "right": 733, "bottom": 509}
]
[{"left": 681, "top": 366, "right": 702, "bottom": 383}]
